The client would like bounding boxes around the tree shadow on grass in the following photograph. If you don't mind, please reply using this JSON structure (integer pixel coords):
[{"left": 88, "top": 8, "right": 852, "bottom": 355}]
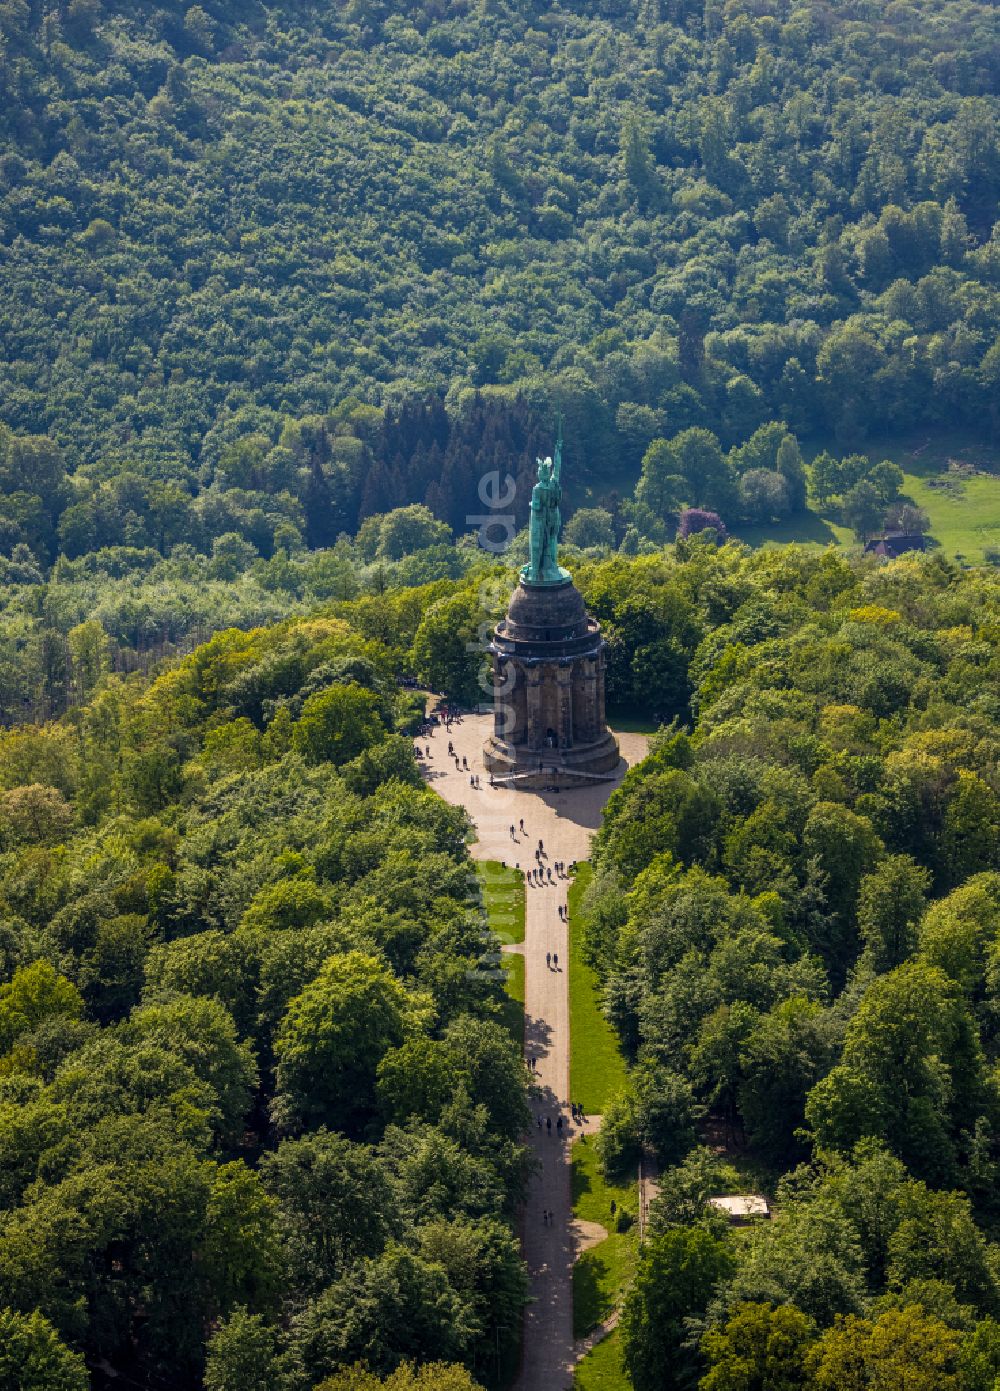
[
  {"left": 499, "top": 987, "right": 524, "bottom": 1047},
  {"left": 573, "top": 1246, "right": 614, "bottom": 1338},
  {"left": 733, "top": 509, "right": 842, "bottom": 548},
  {"left": 571, "top": 1148, "right": 595, "bottom": 1208}
]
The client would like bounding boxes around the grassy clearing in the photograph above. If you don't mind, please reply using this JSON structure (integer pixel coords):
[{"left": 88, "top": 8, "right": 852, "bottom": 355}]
[
  {"left": 898, "top": 468, "right": 1000, "bottom": 563},
  {"left": 478, "top": 859, "right": 526, "bottom": 945},
  {"left": 571, "top": 1139, "right": 638, "bottom": 1339},
  {"left": 844, "top": 431, "right": 1000, "bottom": 562},
  {"left": 569, "top": 865, "right": 629, "bottom": 1115},
  {"left": 608, "top": 714, "right": 662, "bottom": 736},
  {"left": 731, "top": 509, "right": 844, "bottom": 550},
  {"left": 731, "top": 430, "right": 1000, "bottom": 564},
  {"left": 574, "top": 1329, "right": 629, "bottom": 1391},
  {"left": 572, "top": 1132, "right": 639, "bottom": 1227},
  {"left": 569, "top": 427, "right": 1000, "bottom": 563},
  {"left": 499, "top": 950, "right": 524, "bottom": 1047}
]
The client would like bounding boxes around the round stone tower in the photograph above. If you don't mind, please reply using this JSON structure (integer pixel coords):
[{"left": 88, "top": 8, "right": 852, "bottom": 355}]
[{"left": 483, "top": 574, "right": 620, "bottom": 787}]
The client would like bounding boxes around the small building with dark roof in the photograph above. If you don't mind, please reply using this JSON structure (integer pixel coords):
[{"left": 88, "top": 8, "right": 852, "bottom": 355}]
[{"left": 864, "top": 532, "right": 926, "bottom": 559}]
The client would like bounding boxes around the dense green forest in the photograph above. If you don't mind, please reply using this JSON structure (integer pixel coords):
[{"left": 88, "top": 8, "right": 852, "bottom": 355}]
[
  {"left": 1, "top": 0, "right": 999, "bottom": 624},
  {"left": 3, "top": 0, "right": 1000, "bottom": 1386},
  {"left": 0, "top": 606, "right": 530, "bottom": 1389},
  {"left": 573, "top": 541, "right": 1000, "bottom": 1389},
  {"left": 4, "top": 543, "right": 1000, "bottom": 1387},
  {"left": 2, "top": 0, "right": 998, "bottom": 470}
]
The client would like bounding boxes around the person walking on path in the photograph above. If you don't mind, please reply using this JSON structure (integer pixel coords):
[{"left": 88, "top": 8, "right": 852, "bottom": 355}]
[
  {"left": 553, "top": 952, "right": 559, "bottom": 970},
  {"left": 546, "top": 951, "right": 551, "bottom": 969}
]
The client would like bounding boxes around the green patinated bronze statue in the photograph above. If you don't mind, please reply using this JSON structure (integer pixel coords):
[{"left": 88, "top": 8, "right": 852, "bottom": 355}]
[{"left": 520, "top": 422, "right": 571, "bottom": 587}]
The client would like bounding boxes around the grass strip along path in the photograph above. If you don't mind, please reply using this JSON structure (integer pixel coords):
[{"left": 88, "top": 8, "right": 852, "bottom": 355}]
[
  {"left": 571, "top": 1141, "right": 638, "bottom": 1339},
  {"left": 568, "top": 864, "right": 629, "bottom": 1116},
  {"left": 478, "top": 859, "right": 527, "bottom": 944},
  {"left": 426, "top": 713, "right": 648, "bottom": 1390},
  {"left": 478, "top": 859, "right": 526, "bottom": 1046},
  {"left": 569, "top": 864, "right": 638, "bottom": 1391}
]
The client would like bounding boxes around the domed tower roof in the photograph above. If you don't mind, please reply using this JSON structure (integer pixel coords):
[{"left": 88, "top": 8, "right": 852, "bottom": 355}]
[
  {"left": 492, "top": 577, "right": 603, "bottom": 660},
  {"left": 501, "top": 577, "right": 590, "bottom": 643}
]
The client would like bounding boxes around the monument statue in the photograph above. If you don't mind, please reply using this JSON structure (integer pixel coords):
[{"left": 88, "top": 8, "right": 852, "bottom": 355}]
[
  {"left": 484, "top": 418, "right": 620, "bottom": 785},
  {"left": 521, "top": 424, "right": 571, "bottom": 587}
]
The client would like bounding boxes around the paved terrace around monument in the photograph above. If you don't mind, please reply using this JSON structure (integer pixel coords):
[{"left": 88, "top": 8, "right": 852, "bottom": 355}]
[{"left": 422, "top": 710, "right": 649, "bottom": 1391}]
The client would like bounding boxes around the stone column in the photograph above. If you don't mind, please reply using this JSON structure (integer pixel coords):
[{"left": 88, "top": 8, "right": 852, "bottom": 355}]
[
  {"left": 595, "top": 647, "right": 607, "bottom": 733},
  {"left": 525, "top": 665, "right": 543, "bottom": 750},
  {"left": 576, "top": 657, "right": 598, "bottom": 743},
  {"left": 492, "top": 659, "right": 521, "bottom": 743},
  {"left": 492, "top": 658, "right": 505, "bottom": 740},
  {"left": 511, "top": 665, "right": 528, "bottom": 745},
  {"left": 556, "top": 665, "right": 573, "bottom": 748}
]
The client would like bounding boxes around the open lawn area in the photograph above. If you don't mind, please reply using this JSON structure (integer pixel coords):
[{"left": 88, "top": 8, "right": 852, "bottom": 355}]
[
  {"left": 574, "top": 1329, "right": 629, "bottom": 1391},
  {"left": 732, "top": 429, "right": 1000, "bottom": 563},
  {"left": 572, "top": 1139, "right": 638, "bottom": 1340},
  {"left": 608, "top": 714, "right": 662, "bottom": 736},
  {"left": 500, "top": 950, "right": 524, "bottom": 1047},
  {"left": 897, "top": 468, "right": 1000, "bottom": 564},
  {"left": 477, "top": 859, "right": 526, "bottom": 944},
  {"left": 569, "top": 865, "right": 629, "bottom": 1115}
]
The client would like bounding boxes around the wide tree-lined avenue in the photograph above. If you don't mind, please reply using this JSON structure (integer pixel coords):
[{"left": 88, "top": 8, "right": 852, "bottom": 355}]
[{"left": 427, "top": 712, "right": 648, "bottom": 1389}]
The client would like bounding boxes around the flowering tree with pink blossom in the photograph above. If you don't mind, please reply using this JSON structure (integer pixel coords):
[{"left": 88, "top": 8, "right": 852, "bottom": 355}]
[{"left": 678, "top": 508, "right": 727, "bottom": 542}]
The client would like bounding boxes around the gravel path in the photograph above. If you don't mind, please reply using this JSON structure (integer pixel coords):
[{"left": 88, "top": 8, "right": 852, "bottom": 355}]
[{"left": 425, "top": 712, "right": 648, "bottom": 1390}]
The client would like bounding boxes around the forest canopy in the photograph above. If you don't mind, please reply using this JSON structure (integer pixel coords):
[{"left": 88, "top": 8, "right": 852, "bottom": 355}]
[
  {"left": 1, "top": 0, "right": 999, "bottom": 729},
  {"left": 0, "top": 604, "right": 532, "bottom": 1389},
  {"left": 572, "top": 541, "right": 1000, "bottom": 1389},
  {"left": 0, "top": 0, "right": 998, "bottom": 542},
  {"left": 2, "top": 543, "right": 1000, "bottom": 1387}
]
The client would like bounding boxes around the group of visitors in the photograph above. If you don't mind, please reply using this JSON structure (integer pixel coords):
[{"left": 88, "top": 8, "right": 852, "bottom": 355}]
[{"left": 534, "top": 1101, "right": 587, "bottom": 1135}]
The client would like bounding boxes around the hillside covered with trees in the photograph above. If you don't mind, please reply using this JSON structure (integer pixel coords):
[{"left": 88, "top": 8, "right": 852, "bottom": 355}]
[
  {"left": 3, "top": 543, "right": 1000, "bottom": 1387},
  {"left": 574, "top": 541, "right": 1000, "bottom": 1389},
  {"left": 0, "top": 0, "right": 998, "bottom": 584}
]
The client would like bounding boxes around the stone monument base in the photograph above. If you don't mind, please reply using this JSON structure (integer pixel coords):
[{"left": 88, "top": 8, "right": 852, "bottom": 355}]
[
  {"left": 484, "top": 729, "right": 621, "bottom": 788},
  {"left": 484, "top": 571, "right": 620, "bottom": 790}
]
